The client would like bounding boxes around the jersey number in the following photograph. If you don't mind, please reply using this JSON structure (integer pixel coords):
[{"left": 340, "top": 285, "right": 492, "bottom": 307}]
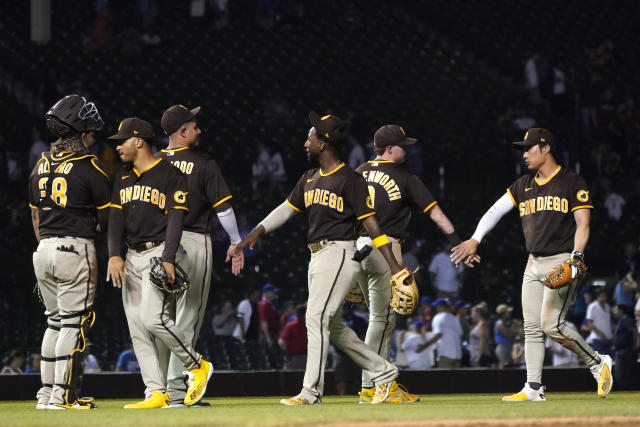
[
  {"left": 38, "top": 177, "right": 68, "bottom": 207},
  {"left": 367, "top": 185, "right": 375, "bottom": 209},
  {"left": 171, "top": 161, "right": 194, "bottom": 175}
]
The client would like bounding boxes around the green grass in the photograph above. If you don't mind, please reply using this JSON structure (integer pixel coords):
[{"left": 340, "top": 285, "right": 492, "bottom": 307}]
[{"left": 2, "top": 393, "right": 640, "bottom": 427}]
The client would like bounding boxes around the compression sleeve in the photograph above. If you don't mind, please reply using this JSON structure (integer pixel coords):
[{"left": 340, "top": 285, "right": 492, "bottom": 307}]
[
  {"left": 258, "top": 201, "right": 298, "bottom": 234},
  {"left": 217, "top": 207, "right": 242, "bottom": 244},
  {"left": 470, "top": 192, "right": 515, "bottom": 243}
]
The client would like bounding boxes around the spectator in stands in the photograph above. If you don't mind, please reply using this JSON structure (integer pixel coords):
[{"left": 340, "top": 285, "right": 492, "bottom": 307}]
[
  {"left": 494, "top": 304, "right": 517, "bottom": 369},
  {"left": 585, "top": 289, "right": 613, "bottom": 355},
  {"left": 401, "top": 320, "right": 437, "bottom": 370},
  {"left": 233, "top": 287, "right": 261, "bottom": 342},
  {"left": 333, "top": 303, "right": 367, "bottom": 394},
  {"left": 524, "top": 52, "right": 542, "bottom": 106},
  {"left": 391, "top": 317, "right": 409, "bottom": 369},
  {"left": 570, "top": 282, "right": 594, "bottom": 326},
  {"left": 347, "top": 138, "right": 365, "bottom": 170},
  {"left": 616, "top": 242, "right": 638, "bottom": 280},
  {"left": 604, "top": 184, "right": 625, "bottom": 221},
  {"left": 545, "top": 320, "right": 580, "bottom": 367},
  {"left": 428, "top": 298, "right": 463, "bottom": 368},
  {"left": 455, "top": 300, "right": 472, "bottom": 343},
  {"left": 510, "top": 323, "right": 525, "bottom": 368},
  {"left": 548, "top": 56, "right": 571, "bottom": 121},
  {"left": 28, "top": 126, "right": 48, "bottom": 169},
  {"left": 252, "top": 142, "right": 272, "bottom": 191},
  {"left": 83, "top": 341, "right": 101, "bottom": 373},
  {"left": 280, "top": 300, "right": 296, "bottom": 327},
  {"left": 23, "top": 353, "right": 41, "bottom": 374},
  {"left": 614, "top": 272, "right": 637, "bottom": 308},
  {"left": 611, "top": 303, "right": 638, "bottom": 390},
  {"left": 268, "top": 143, "right": 287, "bottom": 197},
  {"left": 429, "top": 242, "right": 464, "bottom": 299},
  {"left": 418, "top": 296, "right": 434, "bottom": 331},
  {"left": 213, "top": 300, "right": 237, "bottom": 336},
  {"left": 258, "top": 283, "right": 280, "bottom": 347},
  {"left": 402, "top": 239, "right": 424, "bottom": 282},
  {"left": 469, "top": 304, "right": 491, "bottom": 367},
  {"left": 279, "top": 305, "right": 307, "bottom": 371},
  {"left": 115, "top": 343, "right": 140, "bottom": 372},
  {"left": 1, "top": 350, "right": 24, "bottom": 374}
]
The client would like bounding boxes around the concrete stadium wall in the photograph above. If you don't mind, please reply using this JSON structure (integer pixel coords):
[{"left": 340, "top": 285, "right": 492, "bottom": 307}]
[{"left": 2, "top": 366, "right": 638, "bottom": 400}]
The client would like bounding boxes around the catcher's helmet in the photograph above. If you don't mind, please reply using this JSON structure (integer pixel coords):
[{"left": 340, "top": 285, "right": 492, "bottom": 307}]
[{"left": 45, "top": 94, "right": 104, "bottom": 138}]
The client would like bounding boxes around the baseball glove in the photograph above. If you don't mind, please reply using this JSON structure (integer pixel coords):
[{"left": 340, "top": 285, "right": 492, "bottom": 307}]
[
  {"left": 390, "top": 268, "right": 419, "bottom": 315},
  {"left": 345, "top": 283, "right": 365, "bottom": 304},
  {"left": 543, "top": 258, "right": 588, "bottom": 289},
  {"left": 149, "top": 256, "right": 191, "bottom": 295}
]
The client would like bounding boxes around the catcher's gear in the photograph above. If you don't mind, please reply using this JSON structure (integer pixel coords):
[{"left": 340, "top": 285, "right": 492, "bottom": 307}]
[
  {"left": 390, "top": 268, "right": 419, "bottom": 315},
  {"left": 46, "top": 94, "right": 104, "bottom": 138},
  {"left": 345, "top": 283, "right": 365, "bottom": 304},
  {"left": 149, "top": 256, "right": 190, "bottom": 295},
  {"left": 543, "top": 258, "right": 588, "bottom": 289}
]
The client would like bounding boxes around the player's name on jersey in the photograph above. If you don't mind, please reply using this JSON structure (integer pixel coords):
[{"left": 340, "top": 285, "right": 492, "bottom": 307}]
[
  {"left": 361, "top": 170, "right": 401, "bottom": 201},
  {"left": 304, "top": 189, "right": 344, "bottom": 212},
  {"left": 119, "top": 185, "right": 167, "bottom": 209},
  {"left": 519, "top": 196, "right": 569, "bottom": 217},
  {"left": 169, "top": 160, "right": 194, "bottom": 175},
  {"left": 37, "top": 161, "right": 73, "bottom": 175}
]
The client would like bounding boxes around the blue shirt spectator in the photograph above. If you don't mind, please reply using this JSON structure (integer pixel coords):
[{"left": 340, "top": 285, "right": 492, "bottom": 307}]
[{"left": 116, "top": 349, "right": 140, "bottom": 372}]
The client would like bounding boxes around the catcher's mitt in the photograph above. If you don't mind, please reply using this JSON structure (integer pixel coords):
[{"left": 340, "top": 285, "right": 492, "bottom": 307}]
[
  {"left": 345, "top": 283, "right": 365, "bottom": 304},
  {"left": 543, "top": 258, "right": 588, "bottom": 289},
  {"left": 149, "top": 256, "right": 191, "bottom": 295},
  {"left": 390, "top": 268, "right": 419, "bottom": 315}
]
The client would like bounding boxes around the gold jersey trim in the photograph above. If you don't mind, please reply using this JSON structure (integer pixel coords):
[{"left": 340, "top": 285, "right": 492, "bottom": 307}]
[
  {"left": 423, "top": 201, "right": 438, "bottom": 213},
  {"left": 506, "top": 188, "right": 517, "bottom": 207},
  {"left": 286, "top": 199, "right": 302, "bottom": 212},
  {"left": 367, "top": 159, "right": 394, "bottom": 164},
  {"left": 571, "top": 205, "right": 594, "bottom": 212},
  {"left": 212, "top": 195, "right": 233, "bottom": 208},
  {"left": 91, "top": 158, "right": 109, "bottom": 178},
  {"left": 357, "top": 211, "right": 376, "bottom": 221},
  {"left": 134, "top": 158, "right": 162, "bottom": 176},
  {"left": 319, "top": 162, "right": 345, "bottom": 176},
  {"left": 171, "top": 206, "right": 190, "bottom": 212},
  {"left": 110, "top": 203, "right": 122, "bottom": 209},
  {"left": 534, "top": 166, "right": 562, "bottom": 186},
  {"left": 161, "top": 146, "right": 190, "bottom": 153},
  {"left": 29, "top": 203, "right": 38, "bottom": 209},
  {"left": 97, "top": 202, "right": 111, "bottom": 210}
]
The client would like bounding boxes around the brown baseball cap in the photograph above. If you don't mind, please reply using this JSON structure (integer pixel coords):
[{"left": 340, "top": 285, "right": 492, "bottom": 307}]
[
  {"left": 161, "top": 104, "right": 201, "bottom": 135},
  {"left": 512, "top": 128, "right": 554, "bottom": 149},
  {"left": 107, "top": 117, "right": 154, "bottom": 140},
  {"left": 374, "top": 124, "right": 417, "bottom": 148},
  {"left": 309, "top": 111, "right": 347, "bottom": 145}
]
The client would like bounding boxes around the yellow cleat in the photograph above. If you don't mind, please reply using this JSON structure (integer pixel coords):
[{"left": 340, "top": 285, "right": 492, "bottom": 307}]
[
  {"left": 184, "top": 359, "right": 213, "bottom": 406},
  {"left": 371, "top": 381, "right": 420, "bottom": 404},
  {"left": 358, "top": 387, "right": 375, "bottom": 404},
  {"left": 280, "top": 394, "right": 319, "bottom": 405},
  {"left": 123, "top": 391, "right": 170, "bottom": 409},
  {"left": 591, "top": 353, "right": 613, "bottom": 398},
  {"left": 502, "top": 383, "right": 546, "bottom": 402}
]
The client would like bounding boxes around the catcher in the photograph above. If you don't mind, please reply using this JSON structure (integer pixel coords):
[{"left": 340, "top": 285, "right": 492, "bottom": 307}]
[{"left": 451, "top": 128, "right": 612, "bottom": 401}]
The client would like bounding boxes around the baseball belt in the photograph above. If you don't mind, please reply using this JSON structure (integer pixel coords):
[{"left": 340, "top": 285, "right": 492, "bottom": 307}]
[
  {"left": 128, "top": 240, "right": 163, "bottom": 252},
  {"left": 308, "top": 240, "right": 330, "bottom": 253}
]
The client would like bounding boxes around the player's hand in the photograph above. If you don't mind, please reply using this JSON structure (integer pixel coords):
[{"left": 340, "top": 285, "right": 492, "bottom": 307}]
[
  {"left": 234, "top": 225, "right": 265, "bottom": 256},
  {"left": 226, "top": 243, "right": 245, "bottom": 276},
  {"left": 450, "top": 239, "right": 482, "bottom": 268},
  {"left": 107, "top": 256, "right": 127, "bottom": 288},
  {"left": 162, "top": 261, "right": 175, "bottom": 284}
]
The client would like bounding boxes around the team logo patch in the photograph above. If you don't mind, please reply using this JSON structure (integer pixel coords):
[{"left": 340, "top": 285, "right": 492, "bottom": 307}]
[
  {"left": 577, "top": 190, "right": 590, "bottom": 202},
  {"left": 174, "top": 191, "right": 188, "bottom": 203}
]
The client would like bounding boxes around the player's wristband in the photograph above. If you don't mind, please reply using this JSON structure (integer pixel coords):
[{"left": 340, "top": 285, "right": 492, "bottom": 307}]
[
  {"left": 571, "top": 251, "right": 585, "bottom": 262},
  {"left": 372, "top": 234, "right": 391, "bottom": 248},
  {"left": 445, "top": 232, "right": 462, "bottom": 246}
]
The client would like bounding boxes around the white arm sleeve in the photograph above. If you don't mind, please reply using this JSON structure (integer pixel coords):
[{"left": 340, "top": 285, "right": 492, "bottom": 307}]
[
  {"left": 258, "top": 201, "right": 298, "bottom": 234},
  {"left": 470, "top": 192, "right": 515, "bottom": 243},
  {"left": 217, "top": 207, "right": 242, "bottom": 244}
]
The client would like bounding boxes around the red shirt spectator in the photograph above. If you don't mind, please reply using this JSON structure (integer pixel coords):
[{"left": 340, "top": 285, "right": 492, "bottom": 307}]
[
  {"left": 258, "top": 283, "right": 280, "bottom": 346},
  {"left": 279, "top": 316, "right": 307, "bottom": 355}
]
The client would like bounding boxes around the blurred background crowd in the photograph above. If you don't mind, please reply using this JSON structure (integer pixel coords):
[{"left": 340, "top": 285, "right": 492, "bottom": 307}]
[{"left": 0, "top": 0, "right": 638, "bottom": 391}]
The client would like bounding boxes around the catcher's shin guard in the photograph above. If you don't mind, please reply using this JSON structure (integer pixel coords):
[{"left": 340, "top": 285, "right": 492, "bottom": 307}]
[
  {"left": 57, "top": 309, "right": 96, "bottom": 405},
  {"left": 37, "top": 316, "right": 61, "bottom": 405}
]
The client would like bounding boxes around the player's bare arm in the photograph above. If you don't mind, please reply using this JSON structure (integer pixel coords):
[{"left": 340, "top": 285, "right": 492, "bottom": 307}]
[
  {"left": 573, "top": 208, "right": 590, "bottom": 253},
  {"left": 30, "top": 209, "right": 40, "bottom": 243},
  {"left": 428, "top": 205, "right": 455, "bottom": 235},
  {"left": 361, "top": 215, "right": 402, "bottom": 274},
  {"left": 235, "top": 224, "right": 266, "bottom": 255},
  {"left": 107, "top": 256, "right": 126, "bottom": 288}
]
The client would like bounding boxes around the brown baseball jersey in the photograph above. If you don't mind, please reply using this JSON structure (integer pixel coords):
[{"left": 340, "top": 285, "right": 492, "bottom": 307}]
[
  {"left": 507, "top": 166, "right": 593, "bottom": 255},
  {"left": 356, "top": 160, "right": 437, "bottom": 239},
  {"left": 156, "top": 147, "right": 232, "bottom": 233},
  {"left": 110, "top": 159, "right": 189, "bottom": 245},
  {"left": 287, "top": 163, "right": 375, "bottom": 243},
  {"left": 28, "top": 152, "right": 111, "bottom": 239}
]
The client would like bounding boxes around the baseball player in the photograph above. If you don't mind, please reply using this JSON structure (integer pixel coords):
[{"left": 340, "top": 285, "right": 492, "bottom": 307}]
[
  {"left": 106, "top": 117, "right": 213, "bottom": 409},
  {"left": 234, "top": 112, "right": 418, "bottom": 405},
  {"left": 157, "top": 104, "right": 244, "bottom": 407},
  {"left": 29, "top": 94, "right": 110, "bottom": 410},
  {"left": 353, "top": 124, "right": 469, "bottom": 403},
  {"left": 451, "top": 128, "right": 613, "bottom": 400}
]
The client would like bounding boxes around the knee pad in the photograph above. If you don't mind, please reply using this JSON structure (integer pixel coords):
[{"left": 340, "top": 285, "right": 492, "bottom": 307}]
[{"left": 61, "top": 309, "right": 95, "bottom": 404}]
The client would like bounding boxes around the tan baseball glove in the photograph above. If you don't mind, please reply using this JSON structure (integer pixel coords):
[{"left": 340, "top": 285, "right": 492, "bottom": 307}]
[
  {"left": 390, "top": 268, "right": 419, "bottom": 315},
  {"left": 543, "top": 258, "right": 588, "bottom": 289}
]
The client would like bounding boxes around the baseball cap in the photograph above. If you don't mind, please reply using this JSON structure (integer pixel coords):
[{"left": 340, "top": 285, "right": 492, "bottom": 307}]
[
  {"left": 454, "top": 299, "right": 470, "bottom": 309},
  {"left": 433, "top": 298, "right": 451, "bottom": 307},
  {"left": 410, "top": 320, "right": 424, "bottom": 329},
  {"left": 374, "top": 124, "right": 417, "bottom": 148},
  {"left": 419, "top": 296, "right": 432, "bottom": 305},
  {"left": 161, "top": 104, "right": 201, "bottom": 135},
  {"left": 496, "top": 304, "right": 514, "bottom": 315},
  {"left": 262, "top": 283, "right": 279, "bottom": 293},
  {"left": 107, "top": 117, "right": 154, "bottom": 140},
  {"left": 512, "top": 128, "right": 554, "bottom": 150},
  {"left": 309, "top": 111, "right": 347, "bottom": 145}
]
